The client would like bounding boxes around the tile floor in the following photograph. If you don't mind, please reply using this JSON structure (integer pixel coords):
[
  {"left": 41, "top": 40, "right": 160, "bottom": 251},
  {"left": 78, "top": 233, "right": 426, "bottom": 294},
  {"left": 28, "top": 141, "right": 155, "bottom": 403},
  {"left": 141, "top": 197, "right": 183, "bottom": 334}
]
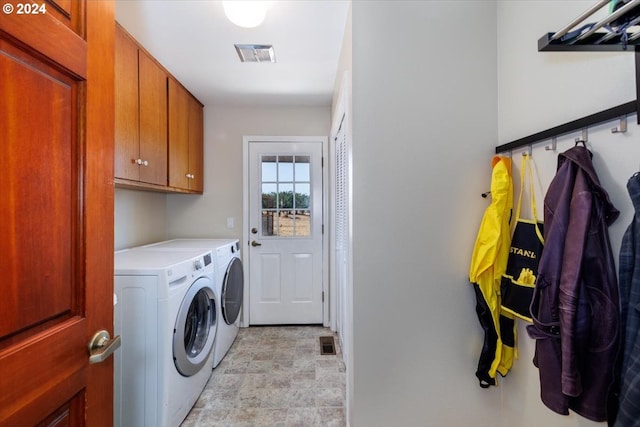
[{"left": 181, "top": 326, "right": 346, "bottom": 427}]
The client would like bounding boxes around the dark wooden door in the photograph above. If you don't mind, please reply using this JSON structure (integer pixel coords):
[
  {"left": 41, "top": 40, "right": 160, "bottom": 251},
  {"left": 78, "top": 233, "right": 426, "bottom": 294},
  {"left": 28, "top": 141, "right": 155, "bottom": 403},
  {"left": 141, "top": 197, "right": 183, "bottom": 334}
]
[{"left": 0, "top": 1, "right": 115, "bottom": 426}]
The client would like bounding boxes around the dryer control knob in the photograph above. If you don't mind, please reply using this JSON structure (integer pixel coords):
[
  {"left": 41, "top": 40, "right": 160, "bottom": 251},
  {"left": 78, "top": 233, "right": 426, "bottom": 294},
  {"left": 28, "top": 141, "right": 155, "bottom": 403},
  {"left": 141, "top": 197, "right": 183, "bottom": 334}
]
[{"left": 194, "top": 259, "right": 203, "bottom": 270}]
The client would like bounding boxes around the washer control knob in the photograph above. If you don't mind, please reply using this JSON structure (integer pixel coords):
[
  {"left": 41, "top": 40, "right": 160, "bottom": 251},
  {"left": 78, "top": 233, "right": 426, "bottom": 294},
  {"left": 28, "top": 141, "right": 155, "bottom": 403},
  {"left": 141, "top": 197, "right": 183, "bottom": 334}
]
[{"left": 194, "top": 259, "right": 203, "bottom": 270}]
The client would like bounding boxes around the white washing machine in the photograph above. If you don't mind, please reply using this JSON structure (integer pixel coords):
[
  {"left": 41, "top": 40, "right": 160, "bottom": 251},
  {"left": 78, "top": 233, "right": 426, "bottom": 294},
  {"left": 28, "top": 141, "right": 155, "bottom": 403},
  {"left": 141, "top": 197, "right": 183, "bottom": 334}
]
[
  {"left": 114, "top": 248, "right": 216, "bottom": 427},
  {"left": 142, "top": 239, "right": 244, "bottom": 367}
]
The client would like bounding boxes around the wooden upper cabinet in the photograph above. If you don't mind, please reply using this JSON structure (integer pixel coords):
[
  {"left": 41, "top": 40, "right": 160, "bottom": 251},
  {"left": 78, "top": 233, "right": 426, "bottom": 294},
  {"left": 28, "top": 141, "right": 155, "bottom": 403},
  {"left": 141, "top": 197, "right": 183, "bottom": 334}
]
[
  {"left": 138, "top": 50, "right": 168, "bottom": 185},
  {"left": 168, "top": 78, "right": 204, "bottom": 193},
  {"left": 188, "top": 95, "right": 204, "bottom": 192},
  {"left": 168, "top": 78, "right": 190, "bottom": 190},
  {"left": 114, "top": 26, "right": 139, "bottom": 181},
  {"left": 114, "top": 24, "right": 167, "bottom": 186},
  {"left": 115, "top": 23, "right": 204, "bottom": 193}
]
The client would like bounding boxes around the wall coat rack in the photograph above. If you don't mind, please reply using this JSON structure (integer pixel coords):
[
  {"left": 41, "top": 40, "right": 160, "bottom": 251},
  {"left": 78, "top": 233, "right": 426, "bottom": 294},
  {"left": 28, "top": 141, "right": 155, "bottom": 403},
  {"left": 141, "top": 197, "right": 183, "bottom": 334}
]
[{"left": 497, "top": 0, "right": 640, "bottom": 154}]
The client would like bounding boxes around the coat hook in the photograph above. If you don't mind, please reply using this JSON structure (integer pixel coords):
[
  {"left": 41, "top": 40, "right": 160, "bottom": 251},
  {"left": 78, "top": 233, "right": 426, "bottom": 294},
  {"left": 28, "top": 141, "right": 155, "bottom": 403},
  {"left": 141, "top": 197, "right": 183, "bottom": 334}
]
[
  {"left": 612, "top": 116, "right": 627, "bottom": 133},
  {"left": 481, "top": 191, "right": 491, "bottom": 198},
  {"left": 575, "top": 128, "right": 588, "bottom": 144},
  {"left": 545, "top": 136, "right": 557, "bottom": 151},
  {"left": 522, "top": 144, "right": 532, "bottom": 156}
]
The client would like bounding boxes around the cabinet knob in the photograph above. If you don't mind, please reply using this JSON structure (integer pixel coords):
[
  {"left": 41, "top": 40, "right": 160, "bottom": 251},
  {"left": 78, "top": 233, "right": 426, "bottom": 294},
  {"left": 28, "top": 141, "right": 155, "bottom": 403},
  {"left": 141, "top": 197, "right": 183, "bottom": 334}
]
[
  {"left": 135, "top": 158, "right": 142, "bottom": 165},
  {"left": 142, "top": 160, "right": 148, "bottom": 167}
]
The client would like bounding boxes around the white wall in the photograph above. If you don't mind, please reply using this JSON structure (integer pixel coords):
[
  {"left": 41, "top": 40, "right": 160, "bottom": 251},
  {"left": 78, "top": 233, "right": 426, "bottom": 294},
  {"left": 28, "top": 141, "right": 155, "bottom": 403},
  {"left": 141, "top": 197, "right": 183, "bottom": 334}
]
[
  {"left": 332, "top": 3, "right": 352, "bottom": 119},
  {"left": 112, "top": 2, "right": 639, "bottom": 425},
  {"left": 351, "top": 2, "right": 500, "bottom": 426},
  {"left": 498, "top": 2, "right": 639, "bottom": 426},
  {"left": 331, "top": 3, "right": 353, "bottom": 425},
  {"left": 497, "top": 127, "right": 639, "bottom": 427},
  {"left": 114, "top": 188, "right": 168, "bottom": 250},
  {"left": 114, "top": 107, "right": 329, "bottom": 252},
  {"left": 166, "top": 105, "right": 330, "bottom": 238},
  {"left": 498, "top": 1, "right": 635, "bottom": 142}
]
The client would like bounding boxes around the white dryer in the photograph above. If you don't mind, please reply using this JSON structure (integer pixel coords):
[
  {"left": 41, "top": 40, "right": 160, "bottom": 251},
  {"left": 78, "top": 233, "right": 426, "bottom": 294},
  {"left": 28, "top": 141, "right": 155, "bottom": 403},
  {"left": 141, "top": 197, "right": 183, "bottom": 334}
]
[
  {"left": 142, "top": 239, "right": 244, "bottom": 367},
  {"left": 114, "top": 248, "right": 216, "bottom": 427},
  {"left": 211, "top": 239, "right": 243, "bottom": 367}
]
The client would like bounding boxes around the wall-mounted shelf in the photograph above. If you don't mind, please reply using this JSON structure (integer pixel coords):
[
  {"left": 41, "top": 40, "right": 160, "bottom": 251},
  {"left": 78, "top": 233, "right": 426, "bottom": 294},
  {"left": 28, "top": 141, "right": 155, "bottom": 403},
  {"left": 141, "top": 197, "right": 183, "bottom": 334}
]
[
  {"left": 538, "top": 32, "right": 640, "bottom": 51},
  {"left": 496, "top": 1, "right": 640, "bottom": 153},
  {"left": 538, "top": 0, "right": 640, "bottom": 52}
]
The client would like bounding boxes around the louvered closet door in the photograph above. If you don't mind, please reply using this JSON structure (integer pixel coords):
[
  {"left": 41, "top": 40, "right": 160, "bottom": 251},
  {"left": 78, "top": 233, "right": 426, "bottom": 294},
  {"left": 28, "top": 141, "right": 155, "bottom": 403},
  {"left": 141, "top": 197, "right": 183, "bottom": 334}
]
[{"left": 334, "top": 115, "right": 349, "bottom": 336}]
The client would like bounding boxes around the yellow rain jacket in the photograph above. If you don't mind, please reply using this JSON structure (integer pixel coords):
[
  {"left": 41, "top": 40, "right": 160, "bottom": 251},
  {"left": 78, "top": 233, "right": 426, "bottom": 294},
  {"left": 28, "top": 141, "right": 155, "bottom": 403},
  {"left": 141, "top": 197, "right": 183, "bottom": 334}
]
[{"left": 469, "top": 155, "right": 515, "bottom": 387}]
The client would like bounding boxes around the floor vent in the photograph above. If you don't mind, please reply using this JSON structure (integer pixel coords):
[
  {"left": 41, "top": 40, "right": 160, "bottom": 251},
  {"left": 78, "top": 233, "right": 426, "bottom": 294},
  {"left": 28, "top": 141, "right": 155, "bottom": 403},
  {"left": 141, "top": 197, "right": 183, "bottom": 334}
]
[{"left": 319, "top": 336, "right": 336, "bottom": 355}]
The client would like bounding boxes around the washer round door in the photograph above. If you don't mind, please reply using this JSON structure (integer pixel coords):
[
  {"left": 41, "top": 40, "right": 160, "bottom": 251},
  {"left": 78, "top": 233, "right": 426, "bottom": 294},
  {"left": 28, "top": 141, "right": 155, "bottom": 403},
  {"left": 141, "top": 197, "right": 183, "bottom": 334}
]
[
  {"left": 173, "top": 277, "right": 216, "bottom": 377},
  {"left": 222, "top": 257, "right": 244, "bottom": 325}
]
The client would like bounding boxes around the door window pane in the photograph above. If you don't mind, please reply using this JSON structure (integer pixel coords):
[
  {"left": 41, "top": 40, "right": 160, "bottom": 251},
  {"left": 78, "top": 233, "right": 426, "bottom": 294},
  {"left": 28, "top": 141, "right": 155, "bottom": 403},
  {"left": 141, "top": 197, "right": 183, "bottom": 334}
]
[
  {"left": 295, "top": 210, "right": 311, "bottom": 236},
  {"left": 278, "top": 210, "right": 294, "bottom": 236},
  {"left": 278, "top": 156, "right": 294, "bottom": 181},
  {"left": 260, "top": 154, "right": 313, "bottom": 237},
  {"left": 262, "top": 211, "right": 275, "bottom": 236},
  {"left": 262, "top": 183, "right": 277, "bottom": 208},
  {"left": 295, "top": 156, "right": 310, "bottom": 181},
  {"left": 262, "top": 156, "right": 277, "bottom": 181},
  {"left": 295, "top": 183, "right": 310, "bottom": 209},
  {"left": 279, "top": 183, "right": 294, "bottom": 209}
]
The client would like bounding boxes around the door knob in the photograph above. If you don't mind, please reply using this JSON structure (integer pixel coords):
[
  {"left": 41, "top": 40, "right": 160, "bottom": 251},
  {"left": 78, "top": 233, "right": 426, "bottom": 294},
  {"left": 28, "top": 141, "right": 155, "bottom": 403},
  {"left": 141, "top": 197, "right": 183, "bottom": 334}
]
[
  {"left": 88, "top": 330, "right": 121, "bottom": 364},
  {"left": 251, "top": 240, "right": 262, "bottom": 247}
]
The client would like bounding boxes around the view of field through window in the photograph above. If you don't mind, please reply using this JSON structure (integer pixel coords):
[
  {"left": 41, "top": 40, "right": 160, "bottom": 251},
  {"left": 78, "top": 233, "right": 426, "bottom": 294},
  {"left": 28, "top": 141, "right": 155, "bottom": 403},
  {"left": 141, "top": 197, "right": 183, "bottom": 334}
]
[{"left": 261, "top": 155, "right": 311, "bottom": 237}]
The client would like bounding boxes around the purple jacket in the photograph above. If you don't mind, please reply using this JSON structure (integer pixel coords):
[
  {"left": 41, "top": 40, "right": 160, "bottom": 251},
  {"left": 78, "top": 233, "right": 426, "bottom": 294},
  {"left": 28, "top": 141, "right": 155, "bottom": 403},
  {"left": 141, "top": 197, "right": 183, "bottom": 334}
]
[{"left": 527, "top": 145, "right": 620, "bottom": 422}]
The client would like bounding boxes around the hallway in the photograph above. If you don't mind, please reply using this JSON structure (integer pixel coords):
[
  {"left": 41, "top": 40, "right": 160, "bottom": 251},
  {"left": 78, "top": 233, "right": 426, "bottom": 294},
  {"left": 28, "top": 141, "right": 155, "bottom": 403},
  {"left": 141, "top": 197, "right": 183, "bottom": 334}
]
[{"left": 181, "top": 326, "right": 346, "bottom": 427}]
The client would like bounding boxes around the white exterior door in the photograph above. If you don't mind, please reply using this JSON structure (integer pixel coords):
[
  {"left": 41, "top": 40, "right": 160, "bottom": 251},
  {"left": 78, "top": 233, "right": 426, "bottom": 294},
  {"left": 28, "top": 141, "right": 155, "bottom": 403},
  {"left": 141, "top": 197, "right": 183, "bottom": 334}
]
[{"left": 248, "top": 140, "right": 324, "bottom": 324}]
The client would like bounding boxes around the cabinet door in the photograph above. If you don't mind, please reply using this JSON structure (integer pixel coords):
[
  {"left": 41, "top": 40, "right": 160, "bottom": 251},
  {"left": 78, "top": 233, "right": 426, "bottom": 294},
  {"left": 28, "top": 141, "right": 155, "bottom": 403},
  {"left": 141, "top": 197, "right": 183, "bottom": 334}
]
[
  {"left": 168, "top": 79, "right": 190, "bottom": 189},
  {"left": 138, "top": 51, "right": 168, "bottom": 185},
  {"left": 188, "top": 96, "right": 204, "bottom": 192},
  {"left": 115, "top": 26, "right": 140, "bottom": 181},
  {"left": 44, "top": 0, "right": 85, "bottom": 36}
]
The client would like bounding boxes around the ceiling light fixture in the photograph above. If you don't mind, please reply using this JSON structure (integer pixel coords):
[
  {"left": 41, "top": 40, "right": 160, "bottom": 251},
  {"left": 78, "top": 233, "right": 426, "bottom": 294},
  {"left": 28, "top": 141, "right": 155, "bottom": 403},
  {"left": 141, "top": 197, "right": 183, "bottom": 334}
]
[{"left": 222, "top": 1, "right": 269, "bottom": 28}]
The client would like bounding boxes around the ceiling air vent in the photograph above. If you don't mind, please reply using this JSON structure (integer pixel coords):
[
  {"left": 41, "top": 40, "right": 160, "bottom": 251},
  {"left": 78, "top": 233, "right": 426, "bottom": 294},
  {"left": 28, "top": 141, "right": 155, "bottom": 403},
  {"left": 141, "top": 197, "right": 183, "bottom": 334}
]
[{"left": 234, "top": 44, "right": 276, "bottom": 63}]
